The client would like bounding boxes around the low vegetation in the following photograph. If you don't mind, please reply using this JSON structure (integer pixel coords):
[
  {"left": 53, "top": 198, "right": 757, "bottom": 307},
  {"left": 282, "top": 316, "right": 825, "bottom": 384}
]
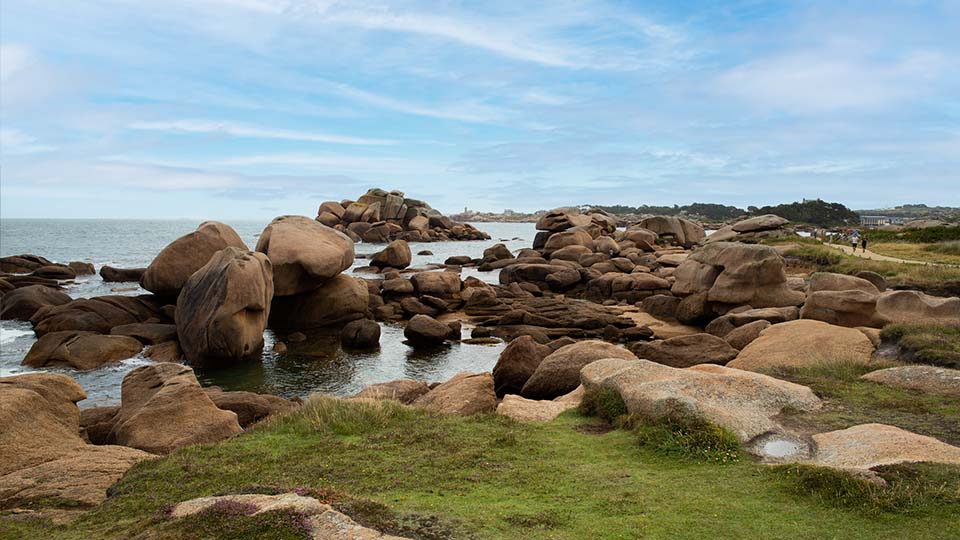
[
  {"left": 867, "top": 242, "right": 960, "bottom": 266},
  {"left": 4, "top": 393, "right": 960, "bottom": 539},
  {"left": 881, "top": 323, "right": 960, "bottom": 370},
  {"left": 781, "top": 243, "right": 960, "bottom": 295},
  {"left": 767, "top": 362, "right": 960, "bottom": 446},
  {"left": 864, "top": 226, "right": 960, "bottom": 244}
]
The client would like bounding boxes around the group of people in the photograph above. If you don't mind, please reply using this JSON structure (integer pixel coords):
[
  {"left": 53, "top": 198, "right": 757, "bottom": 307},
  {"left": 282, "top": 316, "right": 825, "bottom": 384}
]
[{"left": 849, "top": 230, "right": 868, "bottom": 253}]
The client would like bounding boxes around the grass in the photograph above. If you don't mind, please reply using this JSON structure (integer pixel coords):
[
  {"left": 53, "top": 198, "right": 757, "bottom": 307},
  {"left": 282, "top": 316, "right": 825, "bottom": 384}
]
[
  {"left": 869, "top": 242, "right": 960, "bottom": 266},
  {"left": 771, "top": 462, "right": 960, "bottom": 515},
  {"left": 3, "top": 396, "right": 959, "bottom": 540},
  {"left": 766, "top": 362, "right": 960, "bottom": 446},
  {"left": 864, "top": 226, "right": 960, "bottom": 244},
  {"left": 881, "top": 323, "right": 960, "bottom": 370},
  {"left": 781, "top": 242, "right": 960, "bottom": 295}
]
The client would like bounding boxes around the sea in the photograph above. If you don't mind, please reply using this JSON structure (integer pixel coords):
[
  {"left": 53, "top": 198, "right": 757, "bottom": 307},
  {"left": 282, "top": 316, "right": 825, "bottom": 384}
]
[{"left": 0, "top": 219, "right": 537, "bottom": 407}]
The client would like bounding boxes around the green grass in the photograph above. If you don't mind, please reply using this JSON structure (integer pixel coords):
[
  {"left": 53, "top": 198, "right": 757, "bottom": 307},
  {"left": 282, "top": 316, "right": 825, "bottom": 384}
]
[
  {"left": 868, "top": 242, "right": 960, "bottom": 265},
  {"left": 4, "top": 396, "right": 959, "bottom": 540},
  {"left": 766, "top": 362, "right": 960, "bottom": 446},
  {"left": 881, "top": 323, "right": 960, "bottom": 370},
  {"left": 927, "top": 241, "right": 960, "bottom": 256},
  {"left": 771, "top": 462, "right": 960, "bottom": 515}
]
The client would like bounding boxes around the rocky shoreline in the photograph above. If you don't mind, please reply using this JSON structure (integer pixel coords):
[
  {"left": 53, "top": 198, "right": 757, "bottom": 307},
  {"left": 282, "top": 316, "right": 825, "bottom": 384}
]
[{"left": 2, "top": 198, "right": 960, "bottom": 526}]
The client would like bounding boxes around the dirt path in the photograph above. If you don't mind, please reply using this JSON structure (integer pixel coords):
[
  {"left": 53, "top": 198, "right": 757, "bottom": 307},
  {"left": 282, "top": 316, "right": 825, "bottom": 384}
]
[{"left": 826, "top": 243, "right": 957, "bottom": 266}]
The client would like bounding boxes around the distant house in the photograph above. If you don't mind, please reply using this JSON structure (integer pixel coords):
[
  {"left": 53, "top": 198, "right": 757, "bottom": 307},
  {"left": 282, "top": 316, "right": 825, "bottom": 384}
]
[{"left": 860, "top": 215, "right": 890, "bottom": 227}]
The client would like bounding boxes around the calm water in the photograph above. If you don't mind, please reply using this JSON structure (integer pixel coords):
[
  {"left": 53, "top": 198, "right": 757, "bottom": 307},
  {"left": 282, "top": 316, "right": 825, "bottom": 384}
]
[{"left": 0, "top": 219, "right": 535, "bottom": 407}]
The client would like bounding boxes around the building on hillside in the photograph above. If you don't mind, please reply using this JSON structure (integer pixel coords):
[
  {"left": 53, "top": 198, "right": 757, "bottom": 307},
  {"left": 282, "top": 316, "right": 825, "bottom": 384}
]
[{"left": 860, "top": 215, "right": 890, "bottom": 227}]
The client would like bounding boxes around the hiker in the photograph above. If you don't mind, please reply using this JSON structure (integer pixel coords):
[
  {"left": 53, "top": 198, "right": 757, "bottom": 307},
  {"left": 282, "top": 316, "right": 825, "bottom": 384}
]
[
  {"left": 851, "top": 232, "right": 859, "bottom": 252},
  {"left": 860, "top": 234, "right": 868, "bottom": 253}
]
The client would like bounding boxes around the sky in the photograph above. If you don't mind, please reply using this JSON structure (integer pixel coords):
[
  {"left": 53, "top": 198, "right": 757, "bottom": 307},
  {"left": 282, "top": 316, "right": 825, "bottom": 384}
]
[{"left": 1, "top": 0, "right": 958, "bottom": 219}]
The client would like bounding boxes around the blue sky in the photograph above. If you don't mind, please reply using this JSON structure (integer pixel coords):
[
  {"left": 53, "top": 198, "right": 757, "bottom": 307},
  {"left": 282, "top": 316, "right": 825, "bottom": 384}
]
[{"left": 1, "top": 0, "right": 958, "bottom": 219}]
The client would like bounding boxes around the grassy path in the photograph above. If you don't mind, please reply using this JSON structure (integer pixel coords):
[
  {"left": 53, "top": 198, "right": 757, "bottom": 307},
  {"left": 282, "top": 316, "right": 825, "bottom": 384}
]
[{"left": 826, "top": 243, "right": 960, "bottom": 267}]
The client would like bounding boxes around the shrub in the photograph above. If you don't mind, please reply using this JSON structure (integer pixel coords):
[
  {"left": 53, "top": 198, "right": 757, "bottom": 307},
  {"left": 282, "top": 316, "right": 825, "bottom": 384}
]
[
  {"left": 579, "top": 387, "right": 628, "bottom": 423},
  {"left": 865, "top": 226, "right": 960, "bottom": 243},
  {"left": 632, "top": 410, "right": 742, "bottom": 465},
  {"left": 772, "top": 462, "right": 960, "bottom": 515}
]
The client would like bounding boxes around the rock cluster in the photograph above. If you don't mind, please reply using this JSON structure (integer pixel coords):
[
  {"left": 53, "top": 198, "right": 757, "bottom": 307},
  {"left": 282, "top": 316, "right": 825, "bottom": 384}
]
[
  {"left": 315, "top": 188, "right": 489, "bottom": 243},
  {"left": 704, "top": 214, "right": 794, "bottom": 243}
]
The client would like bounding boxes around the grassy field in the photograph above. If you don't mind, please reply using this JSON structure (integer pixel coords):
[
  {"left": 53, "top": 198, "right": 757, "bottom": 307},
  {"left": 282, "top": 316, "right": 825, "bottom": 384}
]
[
  {"left": 868, "top": 242, "right": 960, "bottom": 266},
  {"left": 3, "top": 394, "right": 958, "bottom": 540}
]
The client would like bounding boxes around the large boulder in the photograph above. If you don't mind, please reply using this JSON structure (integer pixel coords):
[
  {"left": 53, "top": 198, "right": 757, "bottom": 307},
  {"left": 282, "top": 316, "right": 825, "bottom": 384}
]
[
  {"left": 0, "top": 284, "right": 71, "bottom": 320},
  {"left": 30, "top": 295, "right": 167, "bottom": 337},
  {"left": 412, "top": 372, "right": 497, "bottom": 415},
  {"left": 731, "top": 214, "right": 789, "bottom": 233},
  {"left": 800, "top": 289, "right": 884, "bottom": 328},
  {"left": 808, "top": 272, "right": 879, "bottom": 294},
  {"left": 110, "top": 322, "right": 178, "bottom": 344},
  {"left": 875, "top": 290, "right": 960, "bottom": 324},
  {"left": 340, "top": 318, "right": 381, "bottom": 348},
  {"left": 637, "top": 216, "right": 704, "bottom": 248},
  {"left": 370, "top": 239, "right": 412, "bottom": 269},
  {"left": 0, "top": 374, "right": 152, "bottom": 512},
  {"left": 203, "top": 387, "right": 299, "bottom": 427},
  {"left": 268, "top": 274, "right": 368, "bottom": 330},
  {"left": 496, "top": 392, "right": 581, "bottom": 423},
  {"left": 861, "top": 365, "right": 960, "bottom": 398},
  {"left": 254, "top": 215, "right": 354, "bottom": 296},
  {"left": 727, "top": 320, "right": 876, "bottom": 372},
  {"left": 723, "top": 320, "right": 771, "bottom": 350},
  {"left": 0, "top": 254, "right": 53, "bottom": 274},
  {"left": 353, "top": 379, "right": 430, "bottom": 404},
  {"left": 110, "top": 363, "right": 243, "bottom": 454},
  {"left": 629, "top": 333, "right": 738, "bottom": 368},
  {"left": 22, "top": 331, "right": 143, "bottom": 370},
  {"left": 410, "top": 271, "right": 461, "bottom": 299},
  {"left": 492, "top": 335, "right": 553, "bottom": 398},
  {"left": 535, "top": 208, "right": 591, "bottom": 232},
  {"left": 581, "top": 358, "right": 822, "bottom": 442},
  {"left": 141, "top": 221, "right": 247, "bottom": 297},
  {"left": 521, "top": 340, "right": 638, "bottom": 400},
  {"left": 176, "top": 247, "right": 273, "bottom": 367},
  {"left": 806, "top": 424, "right": 960, "bottom": 470},
  {"left": 705, "top": 306, "right": 799, "bottom": 336},
  {"left": 99, "top": 265, "right": 145, "bottom": 282},
  {"left": 403, "top": 314, "right": 458, "bottom": 346},
  {"left": 670, "top": 242, "right": 805, "bottom": 310}
]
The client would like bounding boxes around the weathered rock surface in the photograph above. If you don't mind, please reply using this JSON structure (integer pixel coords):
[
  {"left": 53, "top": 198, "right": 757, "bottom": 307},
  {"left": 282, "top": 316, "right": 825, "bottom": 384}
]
[
  {"left": 110, "top": 363, "right": 243, "bottom": 454},
  {"left": 808, "top": 272, "right": 879, "bottom": 294},
  {"left": 732, "top": 214, "right": 789, "bottom": 233},
  {"left": 724, "top": 320, "right": 771, "bottom": 350},
  {"left": 370, "top": 239, "right": 412, "bottom": 269},
  {"left": 404, "top": 314, "right": 458, "bottom": 345},
  {"left": 806, "top": 424, "right": 960, "bottom": 470},
  {"left": 413, "top": 372, "right": 497, "bottom": 415},
  {"left": 521, "top": 340, "right": 638, "bottom": 400},
  {"left": 31, "top": 295, "right": 167, "bottom": 337},
  {"left": 0, "top": 284, "right": 72, "bottom": 320},
  {"left": 875, "top": 290, "right": 960, "bottom": 324},
  {"left": 269, "top": 274, "right": 369, "bottom": 330},
  {"left": 22, "top": 331, "right": 143, "bottom": 370},
  {"left": 581, "top": 358, "right": 822, "bottom": 442},
  {"left": 800, "top": 289, "right": 884, "bottom": 328},
  {"left": 204, "top": 386, "right": 299, "bottom": 427},
  {"left": 255, "top": 215, "right": 354, "bottom": 296},
  {"left": 492, "top": 335, "right": 553, "bottom": 398},
  {"left": 728, "top": 320, "right": 876, "bottom": 372},
  {"left": 99, "top": 265, "right": 146, "bottom": 282},
  {"left": 170, "top": 493, "right": 411, "bottom": 539},
  {"left": 496, "top": 391, "right": 581, "bottom": 423},
  {"left": 340, "top": 318, "right": 381, "bottom": 348},
  {"left": 176, "top": 247, "right": 273, "bottom": 367},
  {"left": 637, "top": 216, "right": 704, "bottom": 248},
  {"left": 353, "top": 379, "right": 431, "bottom": 404},
  {"left": 141, "top": 221, "right": 248, "bottom": 297},
  {"left": 861, "top": 366, "right": 960, "bottom": 398},
  {"left": 629, "top": 333, "right": 738, "bottom": 368},
  {"left": 0, "top": 374, "right": 152, "bottom": 514},
  {"left": 110, "top": 322, "right": 178, "bottom": 344}
]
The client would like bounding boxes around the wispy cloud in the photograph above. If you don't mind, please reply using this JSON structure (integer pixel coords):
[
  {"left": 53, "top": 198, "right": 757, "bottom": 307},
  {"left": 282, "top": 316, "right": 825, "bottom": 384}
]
[
  {"left": 0, "top": 128, "right": 56, "bottom": 155},
  {"left": 128, "top": 119, "right": 395, "bottom": 145}
]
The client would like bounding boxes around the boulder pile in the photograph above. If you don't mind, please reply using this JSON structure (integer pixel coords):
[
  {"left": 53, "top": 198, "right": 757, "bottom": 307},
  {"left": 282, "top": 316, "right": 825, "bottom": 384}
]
[{"left": 315, "top": 188, "right": 489, "bottom": 243}]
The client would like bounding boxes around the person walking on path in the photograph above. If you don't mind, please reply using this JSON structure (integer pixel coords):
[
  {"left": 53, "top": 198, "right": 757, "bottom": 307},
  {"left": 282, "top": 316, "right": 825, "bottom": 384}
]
[
  {"left": 851, "top": 231, "right": 860, "bottom": 252},
  {"left": 860, "top": 234, "right": 868, "bottom": 254}
]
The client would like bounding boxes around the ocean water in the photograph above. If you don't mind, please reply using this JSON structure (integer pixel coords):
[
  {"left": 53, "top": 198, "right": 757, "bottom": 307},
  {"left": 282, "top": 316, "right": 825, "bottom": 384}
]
[{"left": 0, "top": 219, "right": 536, "bottom": 407}]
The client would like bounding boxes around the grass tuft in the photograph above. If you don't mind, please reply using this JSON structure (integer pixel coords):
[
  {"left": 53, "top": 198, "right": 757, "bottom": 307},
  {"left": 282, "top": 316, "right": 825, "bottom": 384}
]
[
  {"left": 772, "top": 462, "right": 960, "bottom": 515},
  {"left": 578, "top": 387, "right": 628, "bottom": 423},
  {"left": 630, "top": 411, "right": 742, "bottom": 465},
  {"left": 880, "top": 323, "right": 960, "bottom": 370}
]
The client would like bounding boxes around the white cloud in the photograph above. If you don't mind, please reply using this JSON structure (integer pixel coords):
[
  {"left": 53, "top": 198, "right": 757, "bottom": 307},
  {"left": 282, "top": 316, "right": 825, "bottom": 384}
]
[
  {"left": 127, "top": 119, "right": 395, "bottom": 145},
  {"left": 323, "top": 80, "right": 509, "bottom": 124},
  {"left": 714, "top": 48, "right": 950, "bottom": 112},
  {"left": 216, "top": 152, "right": 448, "bottom": 174},
  {"left": 0, "top": 128, "right": 56, "bottom": 155}
]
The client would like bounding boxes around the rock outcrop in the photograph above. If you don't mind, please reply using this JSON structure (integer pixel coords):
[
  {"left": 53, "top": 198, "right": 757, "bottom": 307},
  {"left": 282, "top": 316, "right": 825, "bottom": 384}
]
[
  {"left": 727, "top": 320, "right": 876, "bottom": 372},
  {"left": 492, "top": 335, "right": 553, "bottom": 397},
  {"left": 629, "top": 333, "right": 738, "bottom": 368},
  {"left": 581, "top": 358, "right": 822, "bottom": 442},
  {"left": 369, "top": 239, "right": 412, "bottom": 269},
  {"left": 0, "top": 284, "right": 72, "bottom": 320},
  {"left": 806, "top": 424, "right": 960, "bottom": 470},
  {"left": 141, "top": 221, "right": 248, "bottom": 297},
  {"left": 521, "top": 340, "right": 638, "bottom": 400},
  {"left": 861, "top": 366, "right": 960, "bottom": 398},
  {"left": 175, "top": 247, "right": 273, "bottom": 367},
  {"left": 637, "top": 216, "right": 704, "bottom": 249},
  {"left": 22, "top": 331, "right": 143, "bottom": 370},
  {"left": 353, "top": 379, "right": 431, "bottom": 404},
  {"left": 255, "top": 215, "right": 354, "bottom": 296},
  {"left": 110, "top": 363, "right": 243, "bottom": 454},
  {"left": 412, "top": 372, "right": 497, "bottom": 415},
  {"left": 30, "top": 295, "right": 168, "bottom": 337},
  {"left": 269, "top": 274, "right": 368, "bottom": 330}
]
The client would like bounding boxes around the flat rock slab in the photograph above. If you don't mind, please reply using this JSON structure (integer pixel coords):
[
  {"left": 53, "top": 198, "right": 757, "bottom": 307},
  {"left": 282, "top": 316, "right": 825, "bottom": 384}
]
[
  {"left": 728, "top": 319, "right": 876, "bottom": 372},
  {"left": 496, "top": 389, "right": 582, "bottom": 423},
  {"left": 581, "top": 358, "right": 822, "bottom": 443},
  {"left": 171, "top": 493, "right": 410, "bottom": 539},
  {"left": 861, "top": 366, "right": 960, "bottom": 398},
  {"left": 807, "top": 424, "right": 960, "bottom": 470}
]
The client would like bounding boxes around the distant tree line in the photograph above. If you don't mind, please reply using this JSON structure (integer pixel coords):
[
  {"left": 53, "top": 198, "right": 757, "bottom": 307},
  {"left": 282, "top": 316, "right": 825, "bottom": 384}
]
[{"left": 589, "top": 199, "right": 861, "bottom": 227}]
